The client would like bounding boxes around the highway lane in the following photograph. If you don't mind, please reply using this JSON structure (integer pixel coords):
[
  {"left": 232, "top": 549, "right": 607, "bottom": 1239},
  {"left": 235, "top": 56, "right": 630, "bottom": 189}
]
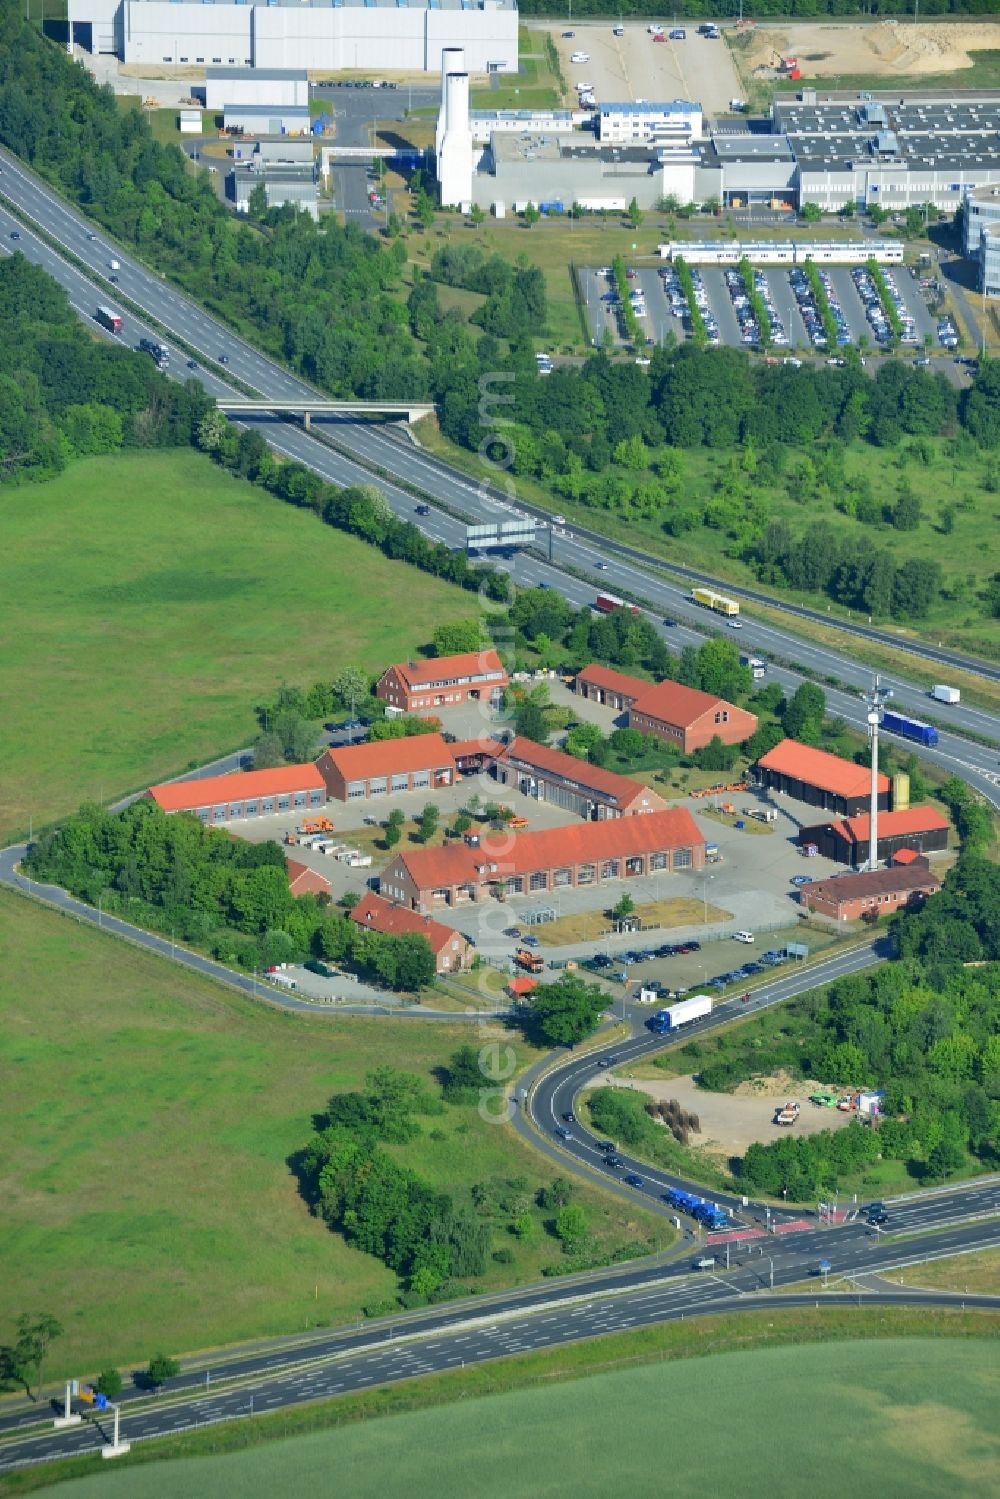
[
  {"left": 2, "top": 1217, "right": 997, "bottom": 1472},
  {"left": 2, "top": 142, "right": 999, "bottom": 717}
]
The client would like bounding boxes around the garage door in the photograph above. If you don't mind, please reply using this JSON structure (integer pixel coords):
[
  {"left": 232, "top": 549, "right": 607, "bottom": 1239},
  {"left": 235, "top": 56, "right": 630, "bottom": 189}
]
[{"left": 369, "top": 778, "right": 388, "bottom": 796}]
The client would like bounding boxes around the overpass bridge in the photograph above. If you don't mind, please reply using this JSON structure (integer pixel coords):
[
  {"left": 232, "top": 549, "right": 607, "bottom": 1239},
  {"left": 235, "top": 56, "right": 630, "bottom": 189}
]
[{"left": 216, "top": 398, "right": 435, "bottom": 429}]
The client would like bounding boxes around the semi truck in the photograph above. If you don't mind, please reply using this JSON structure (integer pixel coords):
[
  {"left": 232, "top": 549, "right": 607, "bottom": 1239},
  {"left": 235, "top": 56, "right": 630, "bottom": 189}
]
[
  {"left": 664, "top": 1187, "right": 730, "bottom": 1231},
  {"left": 881, "top": 709, "right": 939, "bottom": 747},
  {"left": 139, "top": 336, "right": 169, "bottom": 367},
  {"left": 647, "top": 994, "right": 712, "bottom": 1033},
  {"left": 594, "top": 591, "right": 640, "bottom": 616},
  {"left": 691, "top": 587, "right": 739, "bottom": 617},
  {"left": 930, "top": 684, "right": 960, "bottom": 705},
  {"left": 95, "top": 305, "right": 123, "bottom": 334}
]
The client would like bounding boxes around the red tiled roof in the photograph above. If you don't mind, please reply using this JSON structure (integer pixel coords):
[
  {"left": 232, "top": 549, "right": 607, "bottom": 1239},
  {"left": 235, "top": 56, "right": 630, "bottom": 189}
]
[
  {"left": 499, "top": 736, "right": 650, "bottom": 809},
  {"left": 318, "top": 733, "right": 455, "bottom": 781},
  {"left": 392, "top": 650, "right": 507, "bottom": 689},
  {"left": 508, "top": 976, "right": 539, "bottom": 996},
  {"left": 391, "top": 807, "right": 703, "bottom": 887},
  {"left": 450, "top": 737, "right": 505, "bottom": 761},
  {"left": 890, "top": 847, "right": 921, "bottom": 865},
  {"left": 286, "top": 858, "right": 332, "bottom": 896},
  {"left": 149, "top": 763, "right": 325, "bottom": 813},
  {"left": 575, "top": 663, "right": 648, "bottom": 699},
  {"left": 834, "top": 807, "right": 950, "bottom": 844},
  {"left": 803, "top": 865, "right": 941, "bottom": 903},
  {"left": 759, "top": 739, "right": 890, "bottom": 799},
  {"left": 630, "top": 679, "right": 745, "bottom": 729},
  {"left": 349, "top": 891, "right": 465, "bottom": 955}
]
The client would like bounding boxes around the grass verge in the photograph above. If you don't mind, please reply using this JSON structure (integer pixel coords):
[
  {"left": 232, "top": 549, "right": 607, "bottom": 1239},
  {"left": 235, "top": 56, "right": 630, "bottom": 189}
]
[{"left": 532, "top": 897, "right": 731, "bottom": 948}]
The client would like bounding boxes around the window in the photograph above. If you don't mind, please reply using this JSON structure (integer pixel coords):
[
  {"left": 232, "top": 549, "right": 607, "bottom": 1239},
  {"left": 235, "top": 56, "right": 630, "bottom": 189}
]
[
  {"left": 214, "top": 805, "right": 227, "bottom": 820},
  {"left": 674, "top": 847, "right": 693, "bottom": 869},
  {"left": 229, "top": 804, "right": 243, "bottom": 820},
  {"left": 196, "top": 807, "right": 209, "bottom": 822},
  {"left": 245, "top": 801, "right": 258, "bottom": 817},
  {"left": 196, "top": 56, "right": 204, "bottom": 62},
  {"left": 212, "top": 57, "right": 221, "bottom": 63},
  {"left": 309, "top": 790, "right": 323, "bottom": 807},
  {"left": 294, "top": 792, "right": 306, "bottom": 808},
  {"left": 714, "top": 710, "right": 730, "bottom": 724},
  {"left": 278, "top": 796, "right": 290, "bottom": 811},
  {"left": 261, "top": 798, "right": 274, "bottom": 814}
]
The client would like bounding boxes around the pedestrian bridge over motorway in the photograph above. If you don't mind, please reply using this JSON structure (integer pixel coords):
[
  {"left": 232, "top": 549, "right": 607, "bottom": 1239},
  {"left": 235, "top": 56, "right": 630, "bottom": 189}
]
[{"left": 216, "top": 398, "right": 435, "bottom": 428}]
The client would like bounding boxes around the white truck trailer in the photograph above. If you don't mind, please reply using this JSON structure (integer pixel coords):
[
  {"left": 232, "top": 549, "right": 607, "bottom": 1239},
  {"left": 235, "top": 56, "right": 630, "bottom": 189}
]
[
  {"left": 930, "top": 685, "right": 960, "bottom": 705},
  {"left": 649, "top": 994, "right": 713, "bottom": 1033}
]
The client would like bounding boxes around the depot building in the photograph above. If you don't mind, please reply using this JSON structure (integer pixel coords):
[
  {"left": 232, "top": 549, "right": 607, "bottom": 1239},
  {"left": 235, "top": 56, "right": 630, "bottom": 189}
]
[{"left": 379, "top": 806, "right": 705, "bottom": 911}]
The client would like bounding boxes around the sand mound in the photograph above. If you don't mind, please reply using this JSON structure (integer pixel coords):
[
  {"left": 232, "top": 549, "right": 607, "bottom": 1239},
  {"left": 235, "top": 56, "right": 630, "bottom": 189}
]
[{"left": 742, "top": 20, "right": 1000, "bottom": 80}]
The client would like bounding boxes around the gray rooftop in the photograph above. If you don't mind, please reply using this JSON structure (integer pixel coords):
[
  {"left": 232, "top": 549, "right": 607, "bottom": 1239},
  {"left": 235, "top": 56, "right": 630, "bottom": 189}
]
[
  {"left": 207, "top": 67, "right": 307, "bottom": 81},
  {"left": 599, "top": 100, "right": 699, "bottom": 115}
]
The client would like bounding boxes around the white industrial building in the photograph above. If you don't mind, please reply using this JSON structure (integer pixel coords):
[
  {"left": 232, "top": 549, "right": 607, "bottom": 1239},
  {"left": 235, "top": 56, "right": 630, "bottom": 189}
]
[
  {"left": 223, "top": 103, "right": 312, "bottom": 136},
  {"left": 71, "top": 0, "right": 518, "bottom": 74},
  {"left": 597, "top": 100, "right": 702, "bottom": 146},
  {"left": 203, "top": 67, "right": 308, "bottom": 111},
  {"left": 658, "top": 240, "right": 904, "bottom": 265},
  {"left": 963, "top": 184, "right": 1000, "bottom": 298}
]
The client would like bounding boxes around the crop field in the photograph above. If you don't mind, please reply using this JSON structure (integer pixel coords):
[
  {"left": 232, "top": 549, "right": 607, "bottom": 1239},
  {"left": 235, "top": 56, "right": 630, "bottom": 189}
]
[
  {"left": 37, "top": 1337, "right": 1000, "bottom": 1499},
  {"left": 0, "top": 448, "right": 475, "bottom": 840},
  {"left": 0, "top": 890, "right": 663, "bottom": 1377}
]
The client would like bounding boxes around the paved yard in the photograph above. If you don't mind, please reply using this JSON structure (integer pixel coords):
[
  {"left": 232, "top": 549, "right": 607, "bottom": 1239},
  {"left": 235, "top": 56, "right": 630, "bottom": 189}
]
[{"left": 540, "top": 21, "right": 743, "bottom": 116}]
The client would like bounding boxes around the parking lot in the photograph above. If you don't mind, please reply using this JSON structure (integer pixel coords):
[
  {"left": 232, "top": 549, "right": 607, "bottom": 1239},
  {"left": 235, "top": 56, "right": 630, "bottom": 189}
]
[
  {"left": 543, "top": 21, "right": 743, "bottom": 115},
  {"left": 580, "top": 256, "right": 954, "bottom": 364}
]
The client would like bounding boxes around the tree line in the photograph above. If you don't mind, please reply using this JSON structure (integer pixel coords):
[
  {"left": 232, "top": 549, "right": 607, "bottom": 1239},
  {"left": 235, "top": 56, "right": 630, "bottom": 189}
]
[
  {"left": 0, "top": 255, "right": 208, "bottom": 484},
  {"left": 23, "top": 800, "right": 437, "bottom": 988},
  {"left": 519, "top": 0, "right": 984, "bottom": 16}
]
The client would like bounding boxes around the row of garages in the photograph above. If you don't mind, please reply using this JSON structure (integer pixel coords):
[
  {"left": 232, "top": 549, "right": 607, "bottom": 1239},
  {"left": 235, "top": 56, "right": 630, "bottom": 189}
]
[{"left": 581, "top": 260, "right": 937, "bottom": 353}]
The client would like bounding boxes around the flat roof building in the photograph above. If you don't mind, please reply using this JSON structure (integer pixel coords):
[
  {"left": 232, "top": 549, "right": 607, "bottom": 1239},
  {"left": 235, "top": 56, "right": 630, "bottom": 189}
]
[
  {"left": 798, "top": 807, "right": 950, "bottom": 868},
  {"left": 629, "top": 681, "right": 757, "bottom": 754},
  {"left": 223, "top": 103, "right": 312, "bottom": 135},
  {"left": 316, "top": 734, "right": 455, "bottom": 803},
  {"left": 376, "top": 650, "right": 508, "bottom": 716},
  {"left": 756, "top": 739, "right": 890, "bottom": 819},
  {"left": 147, "top": 764, "right": 326, "bottom": 825},
  {"left": 205, "top": 67, "right": 308, "bottom": 110},
  {"left": 379, "top": 807, "right": 705, "bottom": 911},
  {"left": 350, "top": 891, "right": 472, "bottom": 973},
  {"left": 798, "top": 864, "right": 940, "bottom": 923},
  {"left": 494, "top": 736, "right": 668, "bottom": 821}
]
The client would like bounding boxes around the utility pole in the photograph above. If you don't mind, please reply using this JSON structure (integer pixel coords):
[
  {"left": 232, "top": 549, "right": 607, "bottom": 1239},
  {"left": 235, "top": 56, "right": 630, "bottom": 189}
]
[{"left": 862, "top": 675, "right": 891, "bottom": 871}]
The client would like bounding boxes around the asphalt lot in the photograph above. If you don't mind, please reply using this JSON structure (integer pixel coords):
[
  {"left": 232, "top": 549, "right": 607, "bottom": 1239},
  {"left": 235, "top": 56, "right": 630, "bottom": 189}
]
[{"left": 544, "top": 22, "right": 742, "bottom": 115}]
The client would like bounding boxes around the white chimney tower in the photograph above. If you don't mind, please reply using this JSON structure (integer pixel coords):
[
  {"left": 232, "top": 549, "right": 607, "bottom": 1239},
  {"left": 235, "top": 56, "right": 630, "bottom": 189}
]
[
  {"left": 435, "top": 47, "right": 466, "bottom": 162},
  {"left": 438, "top": 72, "right": 474, "bottom": 208}
]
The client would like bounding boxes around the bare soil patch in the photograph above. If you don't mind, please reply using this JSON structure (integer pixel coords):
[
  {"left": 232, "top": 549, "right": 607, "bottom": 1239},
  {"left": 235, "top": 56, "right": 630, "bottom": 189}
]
[{"left": 741, "top": 20, "right": 1000, "bottom": 80}]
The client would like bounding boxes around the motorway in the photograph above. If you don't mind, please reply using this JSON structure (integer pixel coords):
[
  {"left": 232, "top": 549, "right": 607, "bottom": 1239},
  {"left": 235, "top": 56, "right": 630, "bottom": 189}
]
[{"left": 2, "top": 146, "right": 999, "bottom": 772}]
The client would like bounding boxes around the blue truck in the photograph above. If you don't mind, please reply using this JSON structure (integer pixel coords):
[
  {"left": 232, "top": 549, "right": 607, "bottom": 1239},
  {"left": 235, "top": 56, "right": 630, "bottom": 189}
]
[
  {"left": 663, "top": 1187, "right": 730, "bottom": 1231},
  {"left": 881, "top": 709, "right": 938, "bottom": 747}
]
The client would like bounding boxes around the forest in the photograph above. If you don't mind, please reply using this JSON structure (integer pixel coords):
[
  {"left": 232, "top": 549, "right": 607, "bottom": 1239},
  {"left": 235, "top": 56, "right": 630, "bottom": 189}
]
[{"left": 519, "top": 0, "right": 995, "bottom": 16}]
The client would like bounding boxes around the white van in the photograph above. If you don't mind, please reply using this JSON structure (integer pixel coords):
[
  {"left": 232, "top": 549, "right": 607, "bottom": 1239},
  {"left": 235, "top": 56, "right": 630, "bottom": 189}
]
[
  {"left": 109, "top": 259, "right": 120, "bottom": 271},
  {"left": 733, "top": 930, "right": 755, "bottom": 945},
  {"left": 570, "top": 51, "right": 590, "bottom": 63}
]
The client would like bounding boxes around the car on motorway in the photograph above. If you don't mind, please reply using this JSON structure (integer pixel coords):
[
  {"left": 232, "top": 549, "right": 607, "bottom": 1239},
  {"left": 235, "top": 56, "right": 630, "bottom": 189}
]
[
  {"left": 598, "top": 1054, "right": 619, "bottom": 1068},
  {"left": 604, "top": 1154, "right": 624, "bottom": 1169},
  {"left": 553, "top": 1126, "right": 573, "bottom": 1140},
  {"left": 538, "top": 580, "right": 551, "bottom": 589},
  {"left": 563, "top": 1111, "right": 576, "bottom": 1123},
  {"left": 863, "top": 1200, "right": 886, "bottom": 1218},
  {"left": 108, "top": 274, "right": 118, "bottom": 283},
  {"left": 415, "top": 503, "right": 430, "bottom": 515},
  {"left": 728, "top": 618, "right": 743, "bottom": 630},
  {"left": 624, "top": 1174, "right": 644, "bottom": 1188},
  {"left": 219, "top": 353, "right": 230, "bottom": 364},
  {"left": 87, "top": 231, "right": 97, "bottom": 240},
  {"left": 596, "top": 1140, "right": 616, "bottom": 1153},
  {"left": 186, "top": 359, "right": 197, "bottom": 369},
  {"left": 867, "top": 1210, "right": 888, "bottom": 1226},
  {"left": 596, "top": 560, "right": 608, "bottom": 570},
  {"left": 10, "top": 229, "right": 20, "bottom": 239}
]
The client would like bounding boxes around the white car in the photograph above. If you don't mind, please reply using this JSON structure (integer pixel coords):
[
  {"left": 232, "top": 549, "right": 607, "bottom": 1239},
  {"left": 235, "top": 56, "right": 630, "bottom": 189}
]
[
  {"left": 728, "top": 618, "right": 743, "bottom": 630},
  {"left": 570, "top": 51, "right": 590, "bottom": 63},
  {"left": 733, "top": 931, "right": 755, "bottom": 944}
]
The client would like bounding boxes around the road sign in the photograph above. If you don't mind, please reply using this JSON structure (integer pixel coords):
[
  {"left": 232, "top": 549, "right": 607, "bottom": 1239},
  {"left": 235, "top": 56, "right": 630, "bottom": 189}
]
[{"left": 466, "top": 519, "right": 537, "bottom": 550}]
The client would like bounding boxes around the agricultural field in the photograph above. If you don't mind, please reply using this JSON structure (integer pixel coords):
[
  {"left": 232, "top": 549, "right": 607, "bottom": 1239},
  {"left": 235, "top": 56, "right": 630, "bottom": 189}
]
[
  {"left": 36, "top": 1336, "right": 1000, "bottom": 1499},
  {"left": 0, "top": 891, "right": 663, "bottom": 1378},
  {"left": 0, "top": 448, "right": 475, "bottom": 841}
]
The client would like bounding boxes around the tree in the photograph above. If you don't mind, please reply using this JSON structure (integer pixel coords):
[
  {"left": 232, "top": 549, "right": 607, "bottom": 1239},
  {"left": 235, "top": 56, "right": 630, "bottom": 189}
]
[
  {"left": 442, "top": 1043, "right": 484, "bottom": 1102},
  {"left": 433, "top": 619, "right": 483, "bottom": 655},
  {"left": 565, "top": 722, "right": 605, "bottom": 760},
  {"left": 96, "top": 1368, "right": 123, "bottom": 1398},
  {"left": 7, "top": 1315, "right": 62, "bottom": 1399},
  {"left": 251, "top": 731, "right": 284, "bottom": 769},
  {"left": 800, "top": 202, "right": 822, "bottom": 223},
  {"left": 611, "top": 893, "right": 635, "bottom": 921},
  {"left": 783, "top": 682, "right": 826, "bottom": 744},
  {"left": 333, "top": 666, "right": 370, "bottom": 712},
  {"left": 146, "top": 1352, "right": 180, "bottom": 1390},
  {"left": 524, "top": 973, "right": 609, "bottom": 1047},
  {"left": 626, "top": 196, "right": 643, "bottom": 230},
  {"left": 513, "top": 692, "right": 549, "bottom": 743},
  {"left": 415, "top": 190, "right": 435, "bottom": 230},
  {"left": 522, "top": 202, "right": 540, "bottom": 228},
  {"left": 383, "top": 822, "right": 401, "bottom": 850},
  {"left": 554, "top": 1202, "right": 587, "bottom": 1247},
  {"left": 469, "top": 202, "right": 485, "bottom": 227},
  {"left": 417, "top": 802, "right": 439, "bottom": 844},
  {"left": 247, "top": 181, "right": 268, "bottom": 221}
]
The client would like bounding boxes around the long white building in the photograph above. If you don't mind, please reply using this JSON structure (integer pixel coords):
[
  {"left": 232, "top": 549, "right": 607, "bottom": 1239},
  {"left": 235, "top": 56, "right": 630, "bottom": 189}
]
[{"left": 74, "top": 0, "right": 518, "bottom": 75}]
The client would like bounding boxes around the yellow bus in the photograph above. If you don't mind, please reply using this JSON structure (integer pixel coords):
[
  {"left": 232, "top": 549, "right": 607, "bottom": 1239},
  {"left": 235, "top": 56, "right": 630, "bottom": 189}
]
[{"left": 691, "top": 587, "right": 740, "bottom": 617}]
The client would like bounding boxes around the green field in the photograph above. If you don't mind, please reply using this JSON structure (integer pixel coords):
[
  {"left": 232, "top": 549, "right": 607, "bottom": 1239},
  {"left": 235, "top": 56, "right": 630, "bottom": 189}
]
[
  {"left": 34, "top": 1337, "right": 1000, "bottom": 1498},
  {"left": 0, "top": 890, "right": 663, "bottom": 1377},
  {"left": 0, "top": 448, "right": 475, "bottom": 840}
]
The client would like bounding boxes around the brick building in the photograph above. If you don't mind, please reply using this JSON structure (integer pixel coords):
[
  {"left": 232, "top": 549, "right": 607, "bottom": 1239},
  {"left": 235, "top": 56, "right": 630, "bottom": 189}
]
[
  {"left": 375, "top": 649, "right": 508, "bottom": 715},
  {"left": 147, "top": 764, "right": 326, "bottom": 826},
  {"left": 628, "top": 681, "right": 757, "bottom": 754},
  {"left": 574, "top": 663, "right": 647, "bottom": 713},
  {"left": 494, "top": 736, "right": 667, "bottom": 821},
  {"left": 798, "top": 807, "right": 950, "bottom": 868},
  {"left": 286, "top": 858, "right": 332, "bottom": 899},
  {"left": 798, "top": 865, "right": 941, "bottom": 922},
  {"left": 349, "top": 891, "right": 473, "bottom": 974},
  {"left": 379, "top": 807, "right": 705, "bottom": 911},
  {"left": 755, "top": 738, "right": 890, "bottom": 818},
  {"left": 315, "top": 734, "right": 456, "bottom": 802}
]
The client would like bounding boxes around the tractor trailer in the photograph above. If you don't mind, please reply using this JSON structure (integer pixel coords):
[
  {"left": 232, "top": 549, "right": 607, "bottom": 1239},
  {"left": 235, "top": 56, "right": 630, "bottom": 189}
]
[{"left": 647, "top": 994, "right": 712, "bottom": 1033}]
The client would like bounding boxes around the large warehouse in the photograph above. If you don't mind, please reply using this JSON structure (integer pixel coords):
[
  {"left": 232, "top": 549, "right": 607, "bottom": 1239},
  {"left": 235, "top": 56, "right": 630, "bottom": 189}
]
[
  {"left": 755, "top": 739, "right": 890, "bottom": 819},
  {"left": 379, "top": 807, "right": 705, "bottom": 911},
  {"left": 147, "top": 764, "right": 326, "bottom": 825},
  {"left": 73, "top": 0, "right": 518, "bottom": 74},
  {"left": 798, "top": 807, "right": 950, "bottom": 868}
]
